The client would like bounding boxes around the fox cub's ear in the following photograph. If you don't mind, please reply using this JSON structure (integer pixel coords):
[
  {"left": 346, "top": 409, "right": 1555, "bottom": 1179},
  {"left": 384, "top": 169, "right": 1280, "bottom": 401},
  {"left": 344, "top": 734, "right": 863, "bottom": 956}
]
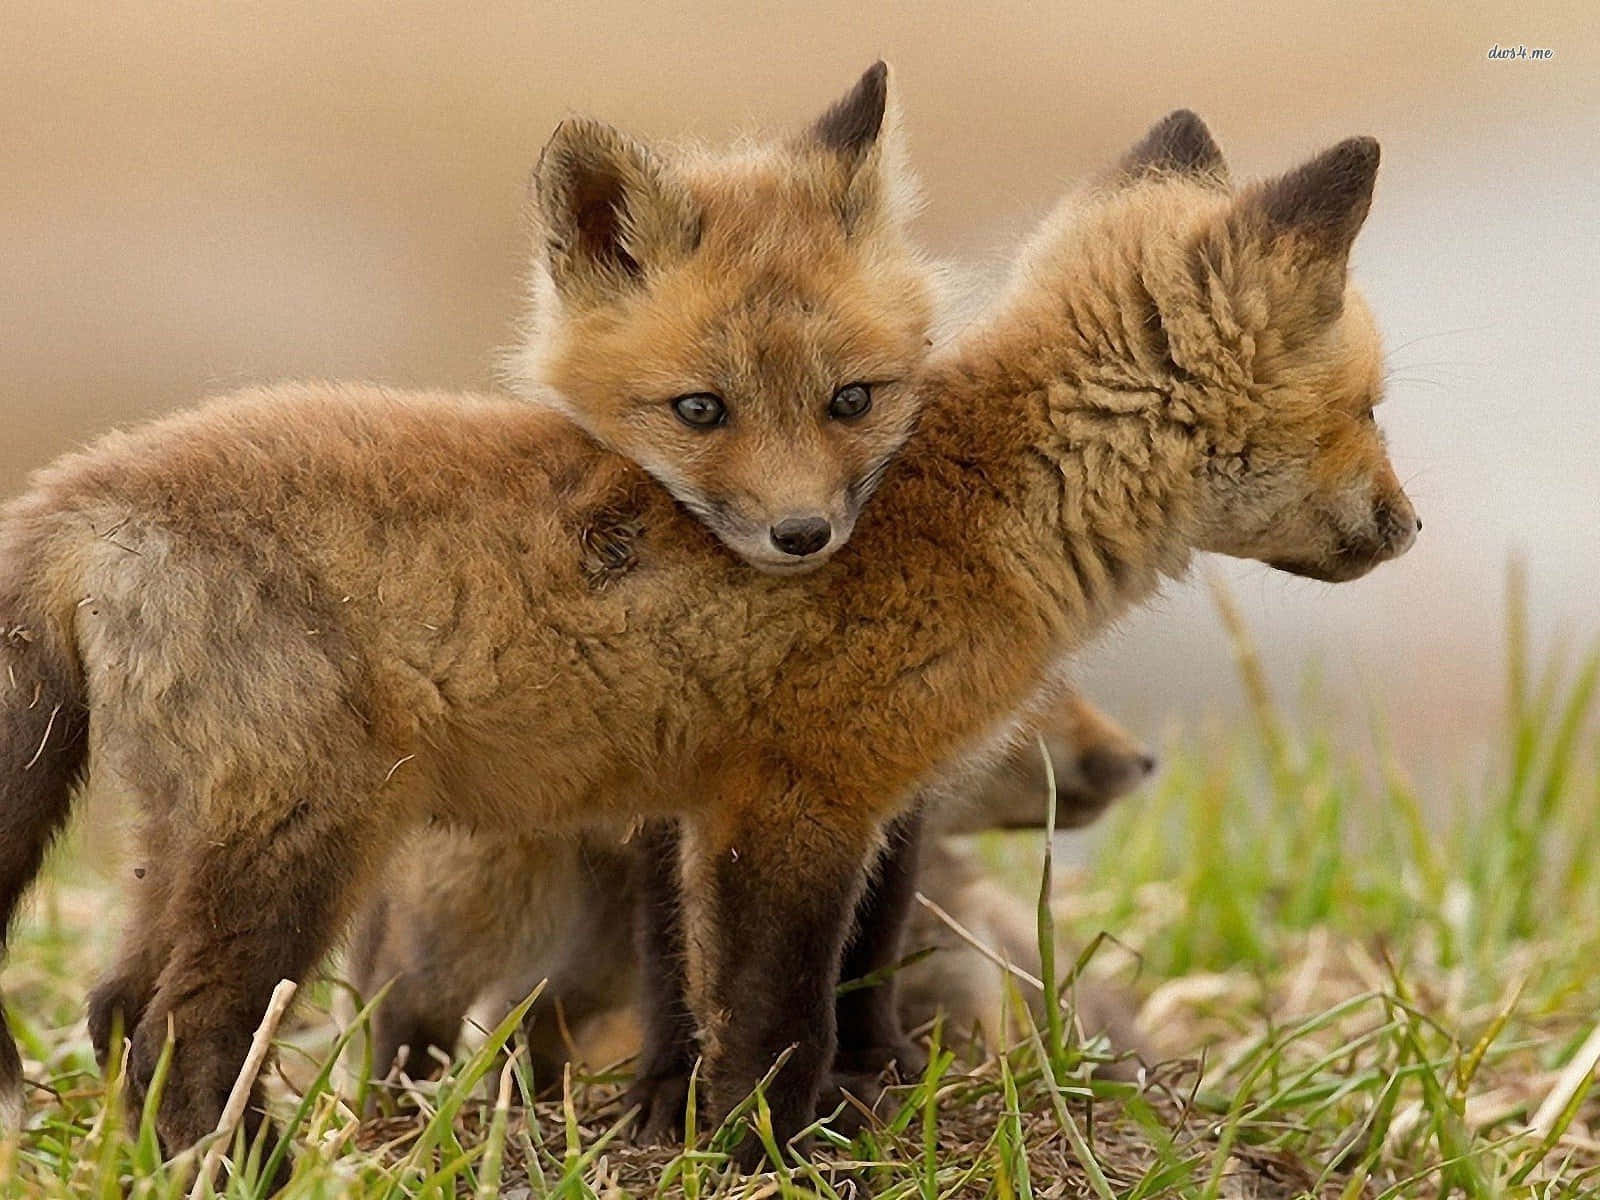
[
  {"left": 801, "top": 61, "right": 919, "bottom": 235},
  {"left": 532, "top": 119, "right": 702, "bottom": 305},
  {"left": 810, "top": 60, "right": 891, "bottom": 160},
  {"left": 1247, "top": 136, "right": 1379, "bottom": 260},
  {"left": 1235, "top": 136, "right": 1380, "bottom": 317},
  {"left": 1117, "top": 109, "right": 1228, "bottom": 185}
]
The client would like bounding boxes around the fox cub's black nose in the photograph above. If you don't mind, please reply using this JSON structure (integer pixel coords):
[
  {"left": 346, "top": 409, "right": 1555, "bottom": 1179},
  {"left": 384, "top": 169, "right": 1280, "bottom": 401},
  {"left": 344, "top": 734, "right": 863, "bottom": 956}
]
[{"left": 770, "top": 516, "right": 832, "bottom": 557}]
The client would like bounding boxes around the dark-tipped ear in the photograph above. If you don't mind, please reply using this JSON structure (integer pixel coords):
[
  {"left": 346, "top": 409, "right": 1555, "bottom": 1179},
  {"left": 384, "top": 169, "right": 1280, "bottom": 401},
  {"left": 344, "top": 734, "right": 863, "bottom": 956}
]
[
  {"left": 1250, "top": 136, "right": 1380, "bottom": 259},
  {"left": 800, "top": 62, "right": 917, "bottom": 234},
  {"left": 809, "top": 61, "right": 890, "bottom": 161},
  {"left": 531, "top": 118, "right": 700, "bottom": 304},
  {"left": 1118, "top": 109, "right": 1228, "bottom": 184}
]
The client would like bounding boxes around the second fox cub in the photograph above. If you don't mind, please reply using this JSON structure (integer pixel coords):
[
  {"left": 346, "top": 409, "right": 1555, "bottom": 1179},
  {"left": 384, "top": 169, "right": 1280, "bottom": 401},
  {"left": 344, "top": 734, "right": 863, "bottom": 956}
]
[
  {"left": 347, "top": 691, "right": 1155, "bottom": 1084},
  {"left": 510, "top": 62, "right": 932, "bottom": 574},
  {"left": 0, "top": 102, "right": 1419, "bottom": 1168}
]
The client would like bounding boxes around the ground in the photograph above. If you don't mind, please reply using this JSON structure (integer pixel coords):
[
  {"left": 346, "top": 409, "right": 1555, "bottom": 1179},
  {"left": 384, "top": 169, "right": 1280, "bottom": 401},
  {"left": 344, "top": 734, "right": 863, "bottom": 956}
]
[{"left": 2, "top": 597, "right": 1597, "bottom": 1198}]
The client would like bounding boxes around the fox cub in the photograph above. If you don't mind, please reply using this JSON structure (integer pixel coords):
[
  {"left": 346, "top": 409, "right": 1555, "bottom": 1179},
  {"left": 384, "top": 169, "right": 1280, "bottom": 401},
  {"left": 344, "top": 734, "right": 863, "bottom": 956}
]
[
  {"left": 605, "top": 110, "right": 1421, "bottom": 1161},
  {"left": 346, "top": 691, "right": 1155, "bottom": 1085},
  {"left": 904, "top": 694, "right": 1154, "bottom": 1065},
  {"left": 0, "top": 61, "right": 933, "bottom": 1164},
  {"left": 0, "top": 102, "right": 1417, "bottom": 1170},
  {"left": 509, "top": 61, "right": 932, "bottom": 574}
]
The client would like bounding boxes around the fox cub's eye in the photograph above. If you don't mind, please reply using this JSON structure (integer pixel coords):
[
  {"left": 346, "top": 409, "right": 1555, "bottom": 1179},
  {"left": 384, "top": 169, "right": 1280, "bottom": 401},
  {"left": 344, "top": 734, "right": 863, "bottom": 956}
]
[
  {"left": 829, "top": 383, "right": 872, "bottom": 420},
  {"left": 672, "top": 393, "right": 727, "bottom": 429}
]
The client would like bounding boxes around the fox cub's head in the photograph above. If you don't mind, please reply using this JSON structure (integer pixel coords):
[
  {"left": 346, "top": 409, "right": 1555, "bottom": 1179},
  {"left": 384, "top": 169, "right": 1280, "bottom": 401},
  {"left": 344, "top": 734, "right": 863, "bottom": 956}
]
[
  {"left": 510, "top": 64, "right": 934, "bottom": 574},
  {"left": 935, "top": 693, "right": 1155, "bottom": 836},
  {"left": 1053, "top": 112, "right": 1419, "bottom": 583}
]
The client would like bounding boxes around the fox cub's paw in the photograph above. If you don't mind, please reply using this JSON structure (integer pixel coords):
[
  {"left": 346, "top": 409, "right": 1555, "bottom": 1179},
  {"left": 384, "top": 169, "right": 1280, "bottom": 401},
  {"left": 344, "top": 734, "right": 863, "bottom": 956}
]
[
  {"left": 623, "top": 1069, "right": 697, "bottom": 1145},
  {"left": 817, "top": 1038, "right": 927, "bottom": 1135}
]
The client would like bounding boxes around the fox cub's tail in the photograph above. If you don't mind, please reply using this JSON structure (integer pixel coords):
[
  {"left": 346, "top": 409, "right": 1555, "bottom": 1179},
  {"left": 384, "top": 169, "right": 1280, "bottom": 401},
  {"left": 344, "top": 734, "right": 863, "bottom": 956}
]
[{"left": 0, "top": 539, "right": 89, "bottom": 1126}]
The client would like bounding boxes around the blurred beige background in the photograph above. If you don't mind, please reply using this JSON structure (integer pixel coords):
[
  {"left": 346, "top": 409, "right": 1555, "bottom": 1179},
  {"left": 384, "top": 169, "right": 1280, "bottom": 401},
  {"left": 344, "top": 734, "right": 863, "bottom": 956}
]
[{"left": 3, "top": 1, "right": 1595, "bottom": 769}]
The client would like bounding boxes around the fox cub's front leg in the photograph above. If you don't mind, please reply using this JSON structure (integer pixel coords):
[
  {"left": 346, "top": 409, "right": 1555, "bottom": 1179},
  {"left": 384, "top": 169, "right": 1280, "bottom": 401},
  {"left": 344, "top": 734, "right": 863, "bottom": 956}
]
[
  {"left": 832, "top": 804, "right": 928, "bottom": 1097},
  {"left": 629, "top": 807, "right": 927, "bottom": 1147},
  {"left": 624, "top": 820, "right": 702, "bottom": 1142},
  {"left": 681, "top": 784, "right": 879, "bottom": 1171}
]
